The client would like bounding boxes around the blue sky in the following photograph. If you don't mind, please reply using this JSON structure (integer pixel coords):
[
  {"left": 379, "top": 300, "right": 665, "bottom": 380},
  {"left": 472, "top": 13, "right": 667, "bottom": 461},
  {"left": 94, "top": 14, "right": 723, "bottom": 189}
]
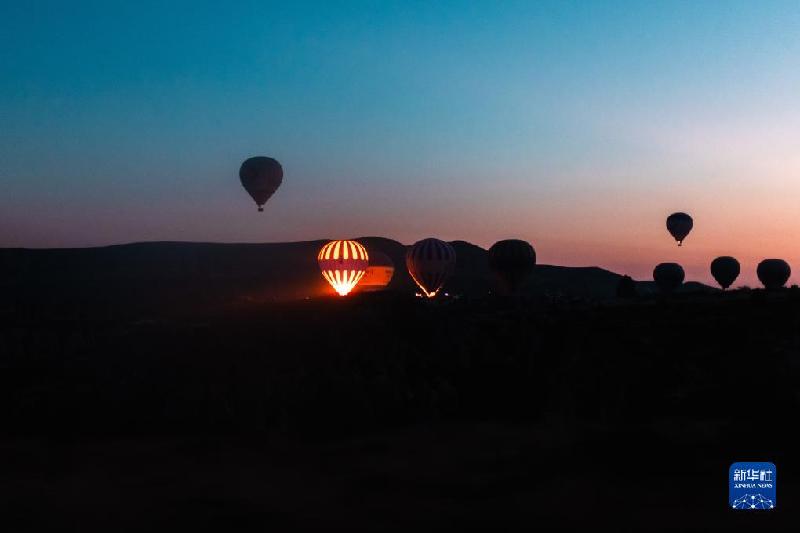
[{"left": 3, "top": 1, "right": 800, "bottom": 284}]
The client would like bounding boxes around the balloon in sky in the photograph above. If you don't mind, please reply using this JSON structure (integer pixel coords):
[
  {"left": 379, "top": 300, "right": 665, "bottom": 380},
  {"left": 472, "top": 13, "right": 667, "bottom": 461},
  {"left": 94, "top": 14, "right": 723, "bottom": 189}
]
[
  {"left": 358, "top": 250, "right": 395, "bottom": 291},
  {"left": 317, "top": 240, "right": 369, "bottom": 296},
  {"left": 653, "top": 262, "right": 685, "bottom": 293},
  {"left": 756, "top": 259, "right": 791, "bottom": 289},
  {"left": 406, "top": 238, "right": 456, "bottom": 298},
  {"left": 710, "top": 256, "right": 740, "bottom": 290},
  {"left": 488, "top": 239, "right": 536, "bottom": 293},
  {"left": 239, "top": 156, "right": 283, "bottom": 212},
  {"left": 666, "top": 212, "right": 693, "bottom": 246}
]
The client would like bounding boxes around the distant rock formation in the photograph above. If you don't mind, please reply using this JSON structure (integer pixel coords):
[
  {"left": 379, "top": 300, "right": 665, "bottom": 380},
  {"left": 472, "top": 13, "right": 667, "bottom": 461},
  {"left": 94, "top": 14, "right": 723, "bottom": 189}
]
[{"left": 0, "top": 238, "right": 716, "bottom": 317}]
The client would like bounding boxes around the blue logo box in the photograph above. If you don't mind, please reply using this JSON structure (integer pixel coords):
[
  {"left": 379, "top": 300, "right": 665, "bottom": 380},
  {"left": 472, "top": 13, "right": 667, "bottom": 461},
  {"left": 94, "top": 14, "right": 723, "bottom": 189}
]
[{"left": 729, "top": 462, "right": 776, "bottom": 510}]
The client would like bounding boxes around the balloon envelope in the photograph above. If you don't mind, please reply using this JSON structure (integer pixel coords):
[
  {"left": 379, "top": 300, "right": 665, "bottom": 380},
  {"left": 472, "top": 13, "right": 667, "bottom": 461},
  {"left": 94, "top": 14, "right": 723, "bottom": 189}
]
[
  {"left": 488, "top": 239, "right": 536, "bottom": 293},
  {"left": 653, "top": 262, "right": 685, "bottom": 293},
  {"left": 318, "top": 240, "right": 369, "bottom": 296},
  {"left": 710, "top": 256, "right": 740, "bottom": 289},
  {"left": 406, "top": 238, "right": 456, "bottom": 298},
  {"left": 757, "top": 259, "right": 791, "bottom": 289},
  {"left": 358, "top": 250, "right": 395, "bottom": 291},
  {"left": 666, "top": 212, "right": 693, "bottom": 245},
  {"left": 239, "top": 156, "right": 283, "bottom": 211}
]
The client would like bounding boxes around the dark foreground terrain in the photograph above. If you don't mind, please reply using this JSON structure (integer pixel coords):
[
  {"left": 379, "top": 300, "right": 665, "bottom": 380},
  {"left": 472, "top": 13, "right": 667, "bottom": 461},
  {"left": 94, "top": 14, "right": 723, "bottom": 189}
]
[{"left": 2, "top": 287, "right": 799, "bottom": 531}]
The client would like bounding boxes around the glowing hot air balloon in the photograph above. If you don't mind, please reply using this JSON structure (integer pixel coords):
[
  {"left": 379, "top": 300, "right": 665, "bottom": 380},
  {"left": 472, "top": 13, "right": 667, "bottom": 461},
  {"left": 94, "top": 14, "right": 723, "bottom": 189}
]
[
  {"left": 406, "top": 238, "right": 456, "bottom": 298},
  {"left": 358, "top": 250, "right": 395, "bottom": 292},
  {"left": 666, "top": 212, "right": 693, "bottom": 246},
  {"left": 318, "top": 240, "right": 369, "bottom": 296},
  {"left": 239, "top": 156, "right": 283, "bottom": 212}
]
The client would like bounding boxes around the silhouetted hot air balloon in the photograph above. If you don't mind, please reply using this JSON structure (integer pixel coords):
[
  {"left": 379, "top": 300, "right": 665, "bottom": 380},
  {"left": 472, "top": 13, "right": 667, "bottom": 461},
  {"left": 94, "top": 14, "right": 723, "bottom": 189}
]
[
  {"left": 317, "top": 240, "right": 369, "bottom": 296},
  {"left": 757, "top": 259, "right": 791, "bottom": 289},
  {"left": 239, "top": 156, "right": 283, "bottom": 212},
  {"left": 666, "top": 212, "right": 693, "bottom": 246},
  {"left": 653, "top": 262, "right": 684, "bottom": 293},
  {"left": 710, "top": 256, "right": 740, "bottom": 290},
  {"left": 358, "top": 250, "right": 395, "bottom": 292},
  {"left": 406, "top": 238, "right": 456, "bottom": 298},
  {"left": 488, "top": 239, "right": 536, "bottom": 293}
]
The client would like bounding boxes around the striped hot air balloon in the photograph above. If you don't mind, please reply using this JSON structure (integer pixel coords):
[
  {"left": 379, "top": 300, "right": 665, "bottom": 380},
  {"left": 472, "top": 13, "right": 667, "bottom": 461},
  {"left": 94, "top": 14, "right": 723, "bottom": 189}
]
[
  {"left": 318, "top": 240, "right": 369, "bottom": 296},
  {"left": 406, "top": 238, "right": 456, "bottom": 298},
  {"left": 488, "top": 239, "right": 536, "bottom": 293}
]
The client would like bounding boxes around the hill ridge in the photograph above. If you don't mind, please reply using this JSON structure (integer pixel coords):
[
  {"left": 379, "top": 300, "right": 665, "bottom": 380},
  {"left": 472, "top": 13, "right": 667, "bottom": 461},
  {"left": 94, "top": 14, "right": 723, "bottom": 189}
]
[{"left": 0, "top": 238, "right": 715, "bottom": 317}]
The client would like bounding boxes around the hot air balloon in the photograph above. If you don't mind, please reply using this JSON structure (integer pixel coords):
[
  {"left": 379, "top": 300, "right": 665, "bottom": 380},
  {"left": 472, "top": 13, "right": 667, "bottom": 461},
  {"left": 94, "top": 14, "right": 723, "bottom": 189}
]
[
  {"left": 239, "top": 156, "right": 283, "bottom": 211},
  {"left": 317, "top": 240, "right": 369, "bottom": 296},
  {"left": 358, "top": 250, "right": 395, "bottom": 292},
  {"left": 653, "top": 262, "right": 684, "bottom": 293},
  {"left": 488, "top": 239, "right": 536, "bottom": 293},
  {"left": 666, "top": 212, "right": 693, "bottom": 246},
  {"left": 406, "top": 238, "right": 456, "bottom": 298},
  {"left": 710, "top": 256, "right": 740, "bottom": 290},
  {"left": 757, "top": 259, "right": 791, "bottom": 289}
]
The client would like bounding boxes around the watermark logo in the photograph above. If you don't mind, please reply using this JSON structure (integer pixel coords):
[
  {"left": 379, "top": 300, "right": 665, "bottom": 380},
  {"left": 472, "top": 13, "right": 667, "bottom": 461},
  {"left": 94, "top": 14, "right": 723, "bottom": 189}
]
[{"left": 729, "top": 462, "right": 776, "bottom": 510}]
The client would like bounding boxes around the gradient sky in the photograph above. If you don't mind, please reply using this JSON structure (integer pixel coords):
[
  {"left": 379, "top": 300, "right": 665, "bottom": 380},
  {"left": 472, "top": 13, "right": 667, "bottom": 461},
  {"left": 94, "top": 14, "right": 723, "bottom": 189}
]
[{"left": 3, "top": 1, "right": 800, "bottom": 286}]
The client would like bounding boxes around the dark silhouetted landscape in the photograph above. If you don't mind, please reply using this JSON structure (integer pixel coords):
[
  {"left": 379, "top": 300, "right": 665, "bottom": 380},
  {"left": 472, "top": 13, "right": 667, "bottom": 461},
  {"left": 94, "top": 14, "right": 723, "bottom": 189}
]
[
  {"left": 1, "top": 240, "right": 797, "bottom": 531},
  {"left": 5, "top": 3, "right": 800, "bottom": 529}
]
